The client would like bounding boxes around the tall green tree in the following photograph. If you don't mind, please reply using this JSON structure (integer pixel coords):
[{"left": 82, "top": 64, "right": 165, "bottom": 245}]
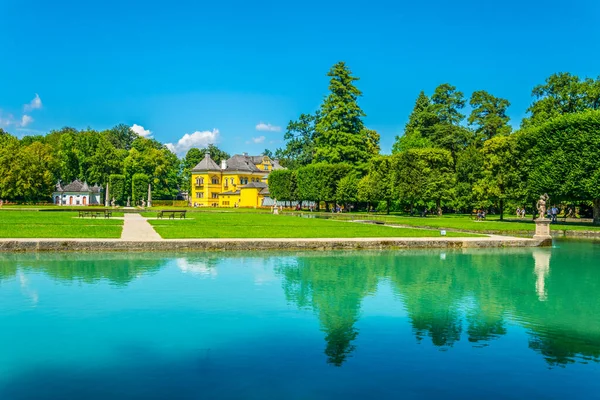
[
  {"left": 430, "top": 83, "right": 466, "bottom": 126},
  {"left": 523, "top": 73, "right": 600, "bottom": 127},
  {"left": 474, "top": 136, "right": 520, "bottom": 220},
  {"left": 392, "top": 91, "right": 434, "bottom": 154},
  {"left": 468, "top": 90, "right": 512, "bottom": 140},
  {"left": 314, "top": 62, "right": 375, "bottom": 165},
  {"left": 276, "top": 113, "right": 319, "bottom": 169},
  {"left": 393, "top": 148, "right": 455, "bottom": 215}
]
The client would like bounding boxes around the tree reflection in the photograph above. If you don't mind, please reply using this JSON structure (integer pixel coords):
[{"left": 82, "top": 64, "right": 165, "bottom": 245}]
[
  {"left": 0, "top": 253, "right": 167, "bottom": 285},
  {"left": 276, "top": 255, "right": 385, "bottom": 366},
  {"left": 276, "top": 246, "right": 600, "bottom": 367}
]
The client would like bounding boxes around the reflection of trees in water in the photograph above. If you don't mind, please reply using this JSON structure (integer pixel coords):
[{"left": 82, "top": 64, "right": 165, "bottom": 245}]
[
  {"left": 276, "top": 247, "right": 600, "bottom": 367},
  {"left": 0, "top": 253, "right": 169, "bottom": 286},
  {"left": 275, "top": 255, "right": 387, "bottom": 366}
]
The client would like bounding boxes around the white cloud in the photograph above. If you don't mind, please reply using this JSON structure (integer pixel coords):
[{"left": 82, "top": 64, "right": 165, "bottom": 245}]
[
  {"left": 20, "top": 115, "right": 33, "bottom": 127},
  {"left": 166, "top": 129, "right": 220, "bottom": 155},
  {"left": 23, "top": 94, "right": 42, "bottom": 111},
  {"left": 131, "top": 124, "right": 152, "bottom": 137},
  {"left": 255, "top": 122, "right": 281, "bottom": 132},
  {"left": 252, "top": 136, "right": 266, "bottom": 144}
]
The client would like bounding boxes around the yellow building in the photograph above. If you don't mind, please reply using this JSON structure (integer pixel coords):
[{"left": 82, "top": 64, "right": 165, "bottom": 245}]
[{"left": 190, "top": 152, "right": 284, "bottom": 208}]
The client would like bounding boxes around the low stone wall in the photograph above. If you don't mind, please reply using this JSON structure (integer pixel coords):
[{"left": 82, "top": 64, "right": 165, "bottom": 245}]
[{"left": 0, "top": 237, "right": 546, "bottom": 253}]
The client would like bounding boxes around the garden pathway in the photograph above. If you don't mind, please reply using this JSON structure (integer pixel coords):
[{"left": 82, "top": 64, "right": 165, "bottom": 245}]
[{"left": 120, "top": 213, "right": 162, "bottom": 241}]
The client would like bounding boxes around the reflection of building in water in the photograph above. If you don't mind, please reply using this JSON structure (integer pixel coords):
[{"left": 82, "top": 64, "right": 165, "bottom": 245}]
[
  {"left": 533, "top": 250, "right": 551, "bottom": 301},
  {"left": 176, "top": 259, "right": 218, "bottom": 278}
]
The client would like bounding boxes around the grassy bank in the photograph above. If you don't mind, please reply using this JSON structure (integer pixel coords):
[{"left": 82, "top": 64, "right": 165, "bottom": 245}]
[
  {"left": 143, "top": 212, "right": 480, "bottom": 239},
  {"left": 0, "top": 211, "right": 123, "bottom": 238},
  {"left": 289, "top": 213, "right": 600, "bottom": 234}
]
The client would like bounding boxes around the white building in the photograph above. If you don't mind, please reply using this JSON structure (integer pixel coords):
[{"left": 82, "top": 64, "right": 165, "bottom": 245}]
[{"left": 53, "top": 180, "right": 103, "bottom": 206}]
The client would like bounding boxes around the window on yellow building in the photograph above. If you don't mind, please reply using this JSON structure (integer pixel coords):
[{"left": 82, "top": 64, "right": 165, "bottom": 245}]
[
  {"left": 195, "top": 177, "right": 204, "bottom": 186},
  {"left": 211, "top": 177, "right": 219, "bottom": 185},
  {"left": 212, "top": 193, "right": 218, "bottom": 199},
  {"left": 263, "top": 164, "right": 269, "bottom": 171},
  {"left": 196, "top": 192, "right": 204, "bottom": 199}
]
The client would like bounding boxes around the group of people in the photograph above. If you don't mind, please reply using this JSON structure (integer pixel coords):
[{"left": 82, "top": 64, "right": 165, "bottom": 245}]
[
  {"left": 518, "top": 205, "right": 560, "bottom": 222},
  {"left": 474, "top": 209, "right": 486, "bottom": 221}
]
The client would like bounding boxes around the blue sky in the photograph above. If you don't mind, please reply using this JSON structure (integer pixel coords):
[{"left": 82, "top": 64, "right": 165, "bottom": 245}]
[{"left": 1, "top": 0, "right": 599, "bottom": 156}]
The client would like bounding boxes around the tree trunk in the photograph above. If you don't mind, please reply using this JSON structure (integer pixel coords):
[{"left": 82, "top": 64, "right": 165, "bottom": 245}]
[
  {"left": 386, "top": 200, "right": 390, "bottom": 215},
  {"left": 436, "top": 199, "right": 442, "bottom": 216},
  {"left": 593, "top": 198, "right": 600, "bottom": 225},
  {"left": 410, "top": 202, "right": 414, "bottom": 216},
  {"left": 499, "top": 198, "right": 504, "bottom": 221}
]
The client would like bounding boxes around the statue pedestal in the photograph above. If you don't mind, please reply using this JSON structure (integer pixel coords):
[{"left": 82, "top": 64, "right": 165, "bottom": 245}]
[{"left": 533, "top": 218, "right": 552, "bottom": 246}]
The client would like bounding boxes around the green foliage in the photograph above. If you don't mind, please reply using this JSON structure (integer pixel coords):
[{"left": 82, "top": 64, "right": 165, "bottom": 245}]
[
  {"left": 313, "top": 62, "right": 377, "bottom": 165},
  {"left": 131, "top": 173, "right": 150, "bottom": 204},
  {"left": 262, "top": 149, "right": 273, "bottom": 158},
  {"left": 268, "top": 170, "right": 297, "bottom": 201},
  {"left": 392, "top": 131, "right": 432, "bottom": 154},
  {"left": 468, "top": 90, "right": 512, "bottom": 140},
  {"left": 336, "top": 174, "right": 359, "bottom": 204},
  {"left": 454, "top": 145, "right": 484, "bottom": 211},
  {"left": 393, "top": 84, "right": 474, "bottom": 162},
  {"left": 430, "top": 83, "right": 466, "bottom": 125},
  {"left": 516, "top": 110, "right": 600, "bottom": 222},
  {"left": 523, "top": 72, "right": 600, "bottom": 127},
  {"left": 357, "top": 175, "right": 378, "bottom": 204},
  {"left": 392, "top": 148, "right": 455, "bottom": 214},
  {"left": 276, "top": 113, "right": 319, "bottom": 169},
  {"left": 296, "top": 163, "right": 352, "bottom": 203},
  {"left": 474, "top": 136, "right": 520, "bottom": 219},
  {"left": 109, "top": 174, "right": 126, "bottom": 204},
  {"left": 0, "top": 141, "right": 56, "bottom": 202}
]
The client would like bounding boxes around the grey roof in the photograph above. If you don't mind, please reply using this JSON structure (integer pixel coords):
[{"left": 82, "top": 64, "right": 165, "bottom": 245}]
[
  {"left": 259, "top": 187, "right": 270, "bottom": 195},
  {"left": 225, "top": 155, "right": 261, "bottom": 172},
  {"left": 57, "top": 179, "right": 101, "bottom": 193},
  {"left": 192, "top": 153, "right": 221, "bottom": 172},
  {"left": 271, "top": 159, "right": 285, "bottom": 170},
  {"left": 219, "top": 190, "right": 241, "bottom": 196},
  {"left": 241, "top": 181, "right": 268, "bottom": 189}
]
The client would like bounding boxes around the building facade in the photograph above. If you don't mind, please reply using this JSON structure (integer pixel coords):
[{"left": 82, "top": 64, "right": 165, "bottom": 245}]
[
  {"left": 53, "top": 180, "right": 103, "bottom": 206},
  {"left": 190, "top": 153, "right": 283, "bottom": 208}
]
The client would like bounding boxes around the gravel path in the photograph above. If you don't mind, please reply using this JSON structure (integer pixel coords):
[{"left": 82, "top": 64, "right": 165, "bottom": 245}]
[{"left": 120, "top": 213, "right": 162, "bottom": 241}]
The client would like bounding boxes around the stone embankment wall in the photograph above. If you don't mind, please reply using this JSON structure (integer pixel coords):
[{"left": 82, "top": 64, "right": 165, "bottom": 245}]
[{"left": 0, "top": 237, "right": 546, "bottom": 253}]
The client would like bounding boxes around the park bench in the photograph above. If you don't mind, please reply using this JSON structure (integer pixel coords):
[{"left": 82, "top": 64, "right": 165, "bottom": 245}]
[
  {"left": 157, "top": 210, "right": 187, "bottom": 219},
  {"left": 78, "top": 209, "right": 112, "bottom": 218}
]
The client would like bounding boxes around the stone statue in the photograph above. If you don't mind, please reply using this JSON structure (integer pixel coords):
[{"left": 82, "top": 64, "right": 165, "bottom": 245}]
[
  {"left": 536, "top": 193, "right": 549, "bottom": 219},
  {"left": 127, "top": 197, "right": 131, "bottom": 207},
  {"left": 111, "top": 197, "right": 116, "bottom": 207},
  {"left": 141, "top": 199, "right": 146, "bottom": 208}
]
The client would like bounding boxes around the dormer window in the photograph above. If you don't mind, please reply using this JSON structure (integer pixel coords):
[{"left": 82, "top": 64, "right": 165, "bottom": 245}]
[{"left": 212, "top": 177, "right": 219, "bottom": 185}]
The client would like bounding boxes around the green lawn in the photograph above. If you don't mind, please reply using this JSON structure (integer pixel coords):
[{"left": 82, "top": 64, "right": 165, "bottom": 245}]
[
  {"left": 143, "top": 212, "right": 480, "bottom": 239},
  {"left": 307, "top": 213, "right": 600, "bottom": 234},
  {"left": 0, "top": 211, "right": 123, "bottom": 238}
]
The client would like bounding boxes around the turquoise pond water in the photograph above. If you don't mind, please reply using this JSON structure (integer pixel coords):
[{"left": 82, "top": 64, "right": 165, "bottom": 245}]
[{"left": 0, "top": 241, "right": 599, "bottom": 399}]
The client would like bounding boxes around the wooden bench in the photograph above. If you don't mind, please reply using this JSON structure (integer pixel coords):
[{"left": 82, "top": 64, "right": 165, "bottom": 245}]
[
  {"left": 157, "top": 210, "right": 187, "bottom": 219},
  {"left": 78, "top": 209, "right": 112, "bottom": 218}
]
